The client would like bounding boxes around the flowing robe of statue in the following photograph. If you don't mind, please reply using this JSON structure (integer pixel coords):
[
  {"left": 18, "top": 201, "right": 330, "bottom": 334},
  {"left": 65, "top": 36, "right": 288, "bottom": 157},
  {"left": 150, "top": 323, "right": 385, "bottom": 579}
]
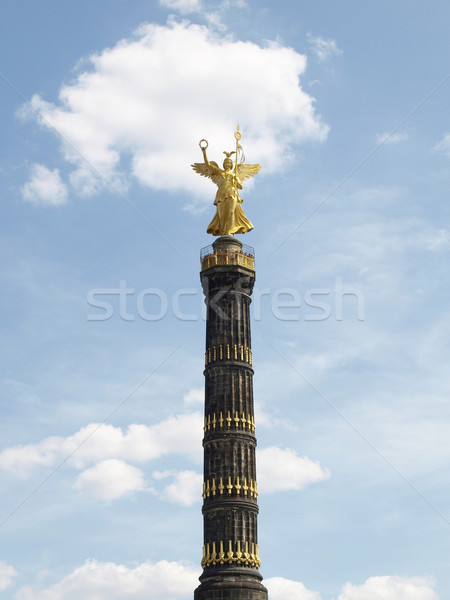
[
  {"left": 192, "top": 138, "right": 260, "bottom": 237},
  {"left": 205, "top": 166, "right": 253, "bottom": 236}
]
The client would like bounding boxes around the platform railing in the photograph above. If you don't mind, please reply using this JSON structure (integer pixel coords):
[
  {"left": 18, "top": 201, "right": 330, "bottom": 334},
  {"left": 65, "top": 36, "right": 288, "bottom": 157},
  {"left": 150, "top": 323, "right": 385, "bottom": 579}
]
[{"left": 200, "top": 243, "right": 255, "bottom": 271}]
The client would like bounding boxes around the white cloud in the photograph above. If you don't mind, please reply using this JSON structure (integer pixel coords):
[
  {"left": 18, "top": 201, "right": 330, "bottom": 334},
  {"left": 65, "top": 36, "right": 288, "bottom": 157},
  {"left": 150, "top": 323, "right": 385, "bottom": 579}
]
[
  {"left": 155, "top": 469, "right": 202, "bottom": 506},
  {"left": 265, "top": 577, "right": 321, "bottom": 600},
  {"left": 74, "top": 459, "right": 145, "bottom": 500},
  {"left": 307, "top": 33, "right": 342, "bottom": 62},
  {"left": 376, "top": 131, "right": 408, "bottom": 145},
  {"left": 183, "top": 388, "right": 204, "bottom": 405},
  {"left": 434, "top": 132, "right": 450, "bottom": 157},
  {"left": 0, "top": 413, "right": 202, "bottom": 477},
  {"left": 338, "top": 575, "right": 437, "bottom": 600},
  {"left": 15, "top": 559, "right": 199, "bottom": 600},
  {"left": 264, "top": 575, "right": 437, "bottom": 600},
  {"left": 159, "top": 0, "right": 202, "bottom": 14},
  {"left": 14, "top": 568, "right": 438, "bottom": 600},
  {"left": 0, "top": 417, "right": 329, "bottom": 501},
  {"left": 0, "top": 435, "right": 62, "bottom": 477},
  {"left": 24, "top": 21, "right": 327, "bottom": 205},
  {"left": 257, "top": 446, "right": 329, "bottom": 492},
  {"left": 21, "top": 164, "right": 68, "bottom": 206},
  {"left": 0, "top": 561, "right": 17, "bottom": 591}
]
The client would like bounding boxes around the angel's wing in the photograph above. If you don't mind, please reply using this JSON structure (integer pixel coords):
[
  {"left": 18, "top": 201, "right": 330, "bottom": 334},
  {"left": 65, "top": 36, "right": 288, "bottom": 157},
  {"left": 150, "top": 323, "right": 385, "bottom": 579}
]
[
  {"left": 192, "top": 161, "right": 223, "bottom": 186},
  {"left": 236, "top": 163, "right": 261, "bottom": 182}
]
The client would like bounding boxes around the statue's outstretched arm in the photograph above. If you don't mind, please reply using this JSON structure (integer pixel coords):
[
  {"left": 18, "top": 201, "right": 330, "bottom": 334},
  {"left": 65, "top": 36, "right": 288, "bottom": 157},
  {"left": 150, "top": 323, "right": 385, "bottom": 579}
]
[
  {"left": 199, "top": 139, "right": 210, "bottom": 165},
  {"left": 192, "top": 139, "right": 223, "bottom": 183}
]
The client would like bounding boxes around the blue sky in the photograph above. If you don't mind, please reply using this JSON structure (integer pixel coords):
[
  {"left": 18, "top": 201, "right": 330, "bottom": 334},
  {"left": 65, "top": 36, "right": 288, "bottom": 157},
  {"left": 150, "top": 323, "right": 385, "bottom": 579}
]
[{"left": 1, "top": 1, "right": 450, "bottom": 598}]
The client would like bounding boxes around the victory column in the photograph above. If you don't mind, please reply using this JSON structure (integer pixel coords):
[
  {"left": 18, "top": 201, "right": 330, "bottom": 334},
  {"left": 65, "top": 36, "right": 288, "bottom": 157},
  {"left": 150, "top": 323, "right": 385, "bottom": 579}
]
[{"left": 192, "top": 127, "right": 268, "bottom": 600}]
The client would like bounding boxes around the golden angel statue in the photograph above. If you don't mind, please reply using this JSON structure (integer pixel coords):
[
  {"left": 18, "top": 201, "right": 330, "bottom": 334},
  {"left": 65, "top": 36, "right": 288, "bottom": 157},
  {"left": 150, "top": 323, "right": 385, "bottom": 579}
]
[{"left": 192, "top": 126, "right": 261, "bottom": 236}]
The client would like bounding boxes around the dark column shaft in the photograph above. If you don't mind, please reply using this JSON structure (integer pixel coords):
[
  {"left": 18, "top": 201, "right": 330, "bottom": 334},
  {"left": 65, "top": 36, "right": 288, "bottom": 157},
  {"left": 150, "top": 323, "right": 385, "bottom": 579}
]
[{"left": 194, "top": 236, "right": 268, "bottom": 600}]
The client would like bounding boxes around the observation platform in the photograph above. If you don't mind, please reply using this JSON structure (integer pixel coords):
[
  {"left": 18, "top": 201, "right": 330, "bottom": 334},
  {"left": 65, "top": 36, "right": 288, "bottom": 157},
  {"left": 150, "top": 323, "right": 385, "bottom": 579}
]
[{"left": 200, "top": 237, "right": 255, "bottom": 272}]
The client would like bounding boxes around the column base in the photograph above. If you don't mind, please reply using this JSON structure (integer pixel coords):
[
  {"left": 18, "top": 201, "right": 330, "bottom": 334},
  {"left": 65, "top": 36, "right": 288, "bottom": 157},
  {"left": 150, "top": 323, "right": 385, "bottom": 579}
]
[{"left": 194, "top": 567, "right": 268, "bottom": 600}]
